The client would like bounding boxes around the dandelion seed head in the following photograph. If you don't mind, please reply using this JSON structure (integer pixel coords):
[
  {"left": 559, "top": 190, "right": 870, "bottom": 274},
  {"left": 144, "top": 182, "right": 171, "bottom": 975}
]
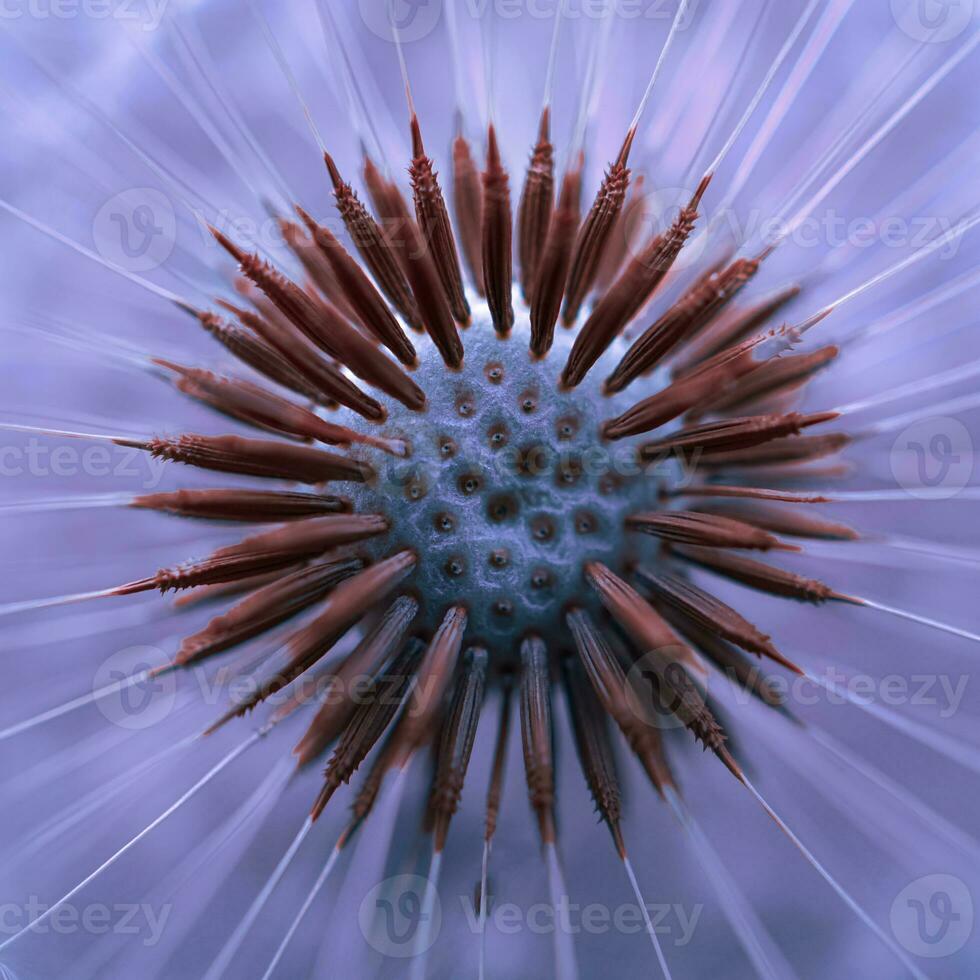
[{"left": 346, "top": 304, "right": 668, "bottom": 646}]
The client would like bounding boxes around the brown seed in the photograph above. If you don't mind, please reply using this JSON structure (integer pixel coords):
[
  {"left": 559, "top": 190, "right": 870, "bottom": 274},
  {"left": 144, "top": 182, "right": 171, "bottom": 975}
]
[
  {"left": 174, "top": 557, "right": 363, "bottom": 667},
  {"left": 605, "top": 255, "right": 762, "bottom": 393},
  {"left": 636, "top": 568, "right": 799, "bottom": 669},
  {"left": 561, "top": 175, "right": 710, "bottom": 388},
  {"left": 517, "top": 107, "right": 555, "bottom": 301},
  {"left": 530, "top": 167, "right": 581, "bottom": 358},
  {"left": 387, "top": 605, "right": 469, "bottom": 769},
  {"left": 668, "top": 485, "right": 831, "bottom": 504},
  {"left": 583, "top": 563, "right": 741, "bottom": 778},
  {"left": 561, "top": 654, "right": 626, "bottom": 856},
  {"left": 410, "top": 116, "right": 471, "bottom": 325},
  {"left": 296, "top": 595, "right": 420, "bottom": 769},
  {"left": 520, "top": 635, "right": 556, "bottom": 844},
  {"left": 566, "top": 608, "right": 675, "bottom": 797},
  {"left": 562, "top": 129, "right": 634, "bottom": 326},
  {"left": 195, "top": 309, "right": 323, "bottom": 406},
  {"left": 626, "top": 510, "right": 799, "bottom": 551},
  {"left": 639, "top": 411, "right": 839, "bottom": 460},
  {"left": 484, "top": 674, "right": 515, "bottom": 842},
  {"left": 113, "top": 514, "right": 388, "bottom": 596},
  {"left": 673, "top": 284, "right": 802, "bottom": 378},
  {"left": 693, "top": 501, "right": 859, "bottom": 541},
  {"left": 389, "top": 202, "right": 465, "bottom": 368},
  {"left": 219, "top": 300, "right": 384, "bottom": 422},
  {"left": 602, "top": 358, "right": 741, "bottom": 440},
  {"left": 138, "top": 433, "right": 374, "bottom": 485},
  {"left": 694, "top": 431, "right": 852, "bottom": 470},
  {"left": 279, "top": 219, "right": 359, "bottom": 323},
  {"left": 206, "top": 551, "right": 417, "bottom": 731},
  {"left": 482, "top": 124, "right": 515, "bottom": 336},
  {"left": 154, "top": 361, "right": 400, "bottom": 453},
  {"left": 428, "top": 647, "right": 488, "bottom": 851},
  {"left": 310, "top": 635, "right": 425, "bottom": 820},
  {"left": 670, "top": 544, "right": 851, "bottom": 603},
  {"left": 215, "top": 225, "right": 425, "bottom": 411},
  {"left": 593, "top": 174, "right": 647, "bottom": 292},
  {"left": 697, "top": 345, "right": 839, "bottom": 416},
  {"left": 452, "top": 133, "right": 486, "bottom": 296},
  {"left": 659, "top": 605, "right": 792, "bottom": 711},
  {"left": 324, "top": 152, "right": 423, "bottom": 332},
  {"left": 131, "top": 489, "right": 351, "bottom": 523}
]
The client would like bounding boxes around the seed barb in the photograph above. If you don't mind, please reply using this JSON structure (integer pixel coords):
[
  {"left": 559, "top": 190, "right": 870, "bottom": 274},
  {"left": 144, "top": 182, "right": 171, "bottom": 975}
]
[
  {"left": 324, "top": 151, "right": 423, "bottom": 332},
  {"left": 131, "top": 489, "right": 351, "bottom": 523},
  {"left": 518, "top": 107, "right": 555, "bottom": 302},
  {"left": 482, "top": 124, "right": 515, "bottom": 336},
  {"left": 562, "top": 128, "right": 634, "bottom": 326},
  {"left": 428, "top": 646, "right": 489, "bottom": 852},
  {"left": 627, "top": 511, "right": 799, "bottom": 552},
  {"left": 410, "top": 115, "right": 471, "bottom": 325},
  {"left": 562, "top": 175, "right": 710, "bottom": 388}
]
